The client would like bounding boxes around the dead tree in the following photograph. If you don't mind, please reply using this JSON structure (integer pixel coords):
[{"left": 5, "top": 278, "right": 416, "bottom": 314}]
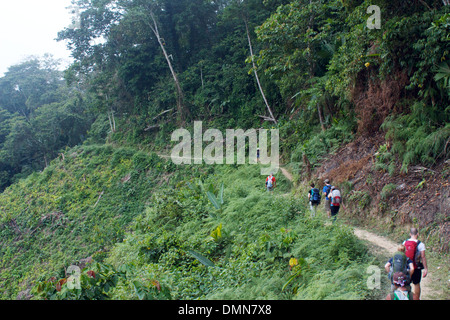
[
  {"left": 244, "top": 18, "right": 277, "bottom": 125},
  {"left": 147, "top": 11, "right": 188, "bottom": 125}
]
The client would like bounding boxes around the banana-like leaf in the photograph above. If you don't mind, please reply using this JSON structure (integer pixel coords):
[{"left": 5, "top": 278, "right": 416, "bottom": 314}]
[
  {"left": 219, "top": 182, "right": 224, "bottom": 205},
  {"left": 187, "top": 250, "right": 215, "bottom": 267},
  {"left": 206, "top": 191, "right": 221, "bottom": 210}
]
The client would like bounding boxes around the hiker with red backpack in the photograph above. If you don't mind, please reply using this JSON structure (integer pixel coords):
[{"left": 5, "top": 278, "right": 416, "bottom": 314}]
[
  {"left": 329, "top": 186, "right": 341, "bottom": 223},
  {"left": 265, "top": 173, "right": 276, "bottom": 192},
  {"left": 403, "top": 228, "right": 428, "bottom": 300}
]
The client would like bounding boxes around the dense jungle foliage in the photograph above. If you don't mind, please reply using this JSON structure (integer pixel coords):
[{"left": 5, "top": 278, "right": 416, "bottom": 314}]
[{"left": 0, "top": 0, "right": 448, "bottom": 300}]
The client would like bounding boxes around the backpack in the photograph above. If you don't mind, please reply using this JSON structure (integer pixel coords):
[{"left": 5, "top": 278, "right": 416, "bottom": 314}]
[
  {"left": 389, "top": 252, "right": 410, "bottom": 284},
  {"left": 404, "top": 240, "right": 421, "bottom": 269},
  {"left": 390, "top": 290, "right": 413, "bottom": 300},
  {"left": 331, "top": 191, "right": 341, "bottom": 206},
  {"left": 324, "top": 185, "right": 331, "bottom": 198},
  {"left": 267, "top": 176, "right": 273, "bottom": 188},
  {"left": 311, "top": 188, "right": 321, "bottom": 204}
]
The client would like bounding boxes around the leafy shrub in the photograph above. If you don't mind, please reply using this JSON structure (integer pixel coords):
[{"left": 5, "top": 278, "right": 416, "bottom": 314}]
[
  {"left": 103, "top": 164, "right": 375, "bottom": 300},
  {"left": 382, "top": 101, "right": 450, "bottom": 172},
  {"left": 348, "top": 190, "right": 371, "bottom": 210},
  {"left": 380, "top": 183, "right": 397, "bottom": 200},
  {"left": 290, "top": 118, "right": 356, "bottom": 172}
]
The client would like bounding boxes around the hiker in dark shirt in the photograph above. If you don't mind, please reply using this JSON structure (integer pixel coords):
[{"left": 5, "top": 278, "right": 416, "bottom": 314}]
[{"left": 308, "top": 183, "right": 321, "bottom": 217}]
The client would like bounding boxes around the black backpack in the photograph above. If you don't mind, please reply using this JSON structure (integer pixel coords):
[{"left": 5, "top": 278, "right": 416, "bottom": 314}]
[
  {"left": 311, "top": 188, "right": 321, "bottom": 204},
  {"left": 389, "top": 251, "right": 410, "bottom": 284}
]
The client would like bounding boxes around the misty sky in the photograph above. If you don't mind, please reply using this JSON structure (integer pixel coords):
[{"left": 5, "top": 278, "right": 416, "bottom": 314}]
[{"left": 0, "top": 0, "right": 75, "bottom": 76}]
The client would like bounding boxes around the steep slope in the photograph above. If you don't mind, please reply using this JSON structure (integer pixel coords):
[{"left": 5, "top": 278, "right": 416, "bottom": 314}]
[
  {"left": 1, "top": 147, "right": 388, "bottom": 300},
  {"left": 313, "top": 133, "right": 449, "bottom": 253},
  {"left": 281, "top": 163, "right": 444, "bottom": 300},
  {"left": 0, "top": 143, "right": 181, "bottom": 299}
]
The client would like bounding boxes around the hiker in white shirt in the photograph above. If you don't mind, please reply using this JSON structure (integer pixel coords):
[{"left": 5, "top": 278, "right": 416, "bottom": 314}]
[
  {"left": 329, "top": 186, "right": 341, "bottom": 222},
  {"left": 403, "top": 228, "right": 428, "bottom": 300}
]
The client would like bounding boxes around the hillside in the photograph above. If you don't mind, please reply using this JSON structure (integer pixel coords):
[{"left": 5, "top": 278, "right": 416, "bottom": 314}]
[
  {"left": 0, "top": 144, "right": 177, "bottom": 298},
  {"left": 313, "top": 133, "right": 449, "bottom": 251},
  {"left": 0, "top": 0, "right": 449, "bottom": 301},
  {"left": 1, "top": 146, "right": 387, "bottom": 300}
]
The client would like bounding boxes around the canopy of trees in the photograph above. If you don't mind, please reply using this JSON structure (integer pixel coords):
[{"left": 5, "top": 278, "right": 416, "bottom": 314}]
[{"left": 0, "top": 0, "right": 448, "bottom": 187}]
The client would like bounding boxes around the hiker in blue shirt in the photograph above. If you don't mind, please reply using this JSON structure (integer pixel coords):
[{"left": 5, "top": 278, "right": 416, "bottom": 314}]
[
  {"left": 322, "top": 179, "right": 332, "bottom": 218},
  {"left": 385, "top": 245, "right": 415, "bottom": 278}
]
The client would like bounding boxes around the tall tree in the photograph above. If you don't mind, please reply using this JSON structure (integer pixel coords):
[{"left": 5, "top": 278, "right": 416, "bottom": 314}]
[{"left": 256, "top": 0, "right": 345, "bottom": 126}]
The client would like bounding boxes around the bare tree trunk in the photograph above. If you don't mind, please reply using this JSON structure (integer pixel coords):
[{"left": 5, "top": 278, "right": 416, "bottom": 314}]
[
  {"left": 148, "top": 12, "right": 187, "bottom": 124},
  {"left": 306, "top": 1, "right": 325, "bottom": 132},
  {"left": 200, "top": 64, "right": 204, "bottom": 89},
  {"left": 111, "top": 109, "right": 116, "bottom": 132},
  {"left": 244, "top": 19, "right": 277, "bottom": 125},
  {"left": 108, "top": 111, "right": 115, "bottom": 133},
  {"left": 108, "top": 112, "right": 112, "bottom": 132},
  {"left": 303, "top": 154, "right": 311, "bottom": 180},
  {"left": 317, "top": 105, "right": 325, "bottom": 132},
  {"left": 105, "top": 93, "right": 116, "bottom": 133}
]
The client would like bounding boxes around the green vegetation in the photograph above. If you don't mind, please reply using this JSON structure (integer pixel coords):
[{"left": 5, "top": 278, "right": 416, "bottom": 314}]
[
  {"left": 0, "top": 57, "right": 92, "bottom": 191},
  {"left": 0, "top": 0, "right": 448, "bottom": 300},
  {"left": 7, "top": 161, "right": 379, "bottom": 300},
  {"left": 0, "top": 144, "right": 179, "bottom": 298}
]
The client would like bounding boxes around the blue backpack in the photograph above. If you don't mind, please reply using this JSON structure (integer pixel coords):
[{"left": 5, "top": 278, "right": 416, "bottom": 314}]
[{"left": 311, "top": 188, "right": 321, "bottom": 204}]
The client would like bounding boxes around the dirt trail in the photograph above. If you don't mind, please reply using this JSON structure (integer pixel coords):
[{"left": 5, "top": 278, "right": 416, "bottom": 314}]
[
  {"left": 279, "top": 166, "right": 433, "bottom": 300},
  {"left": 280, "top": 167, "right": 293, "bottom": 182},
  {"left": 153, "top": 153, "right": 434, "bottom": 299}
]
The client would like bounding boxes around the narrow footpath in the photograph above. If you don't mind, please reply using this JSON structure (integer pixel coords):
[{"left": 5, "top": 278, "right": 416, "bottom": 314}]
[
  {"left": 155, "top": 152, "right": 434, "bottom": 299},
  {"left": 279, "top": 166, "right": 433, "bottom": 300}
]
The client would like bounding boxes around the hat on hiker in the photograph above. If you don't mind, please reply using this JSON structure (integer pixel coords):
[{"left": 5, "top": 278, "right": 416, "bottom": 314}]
[
  {"left": 331, "top": 186, "right": 335, "bottom": 190},
  {"left": 392, "top": 272, "right": 408, "bottom": 287},
  {"left": 324, "top": 179, "right": 330, "bottom": 183}
]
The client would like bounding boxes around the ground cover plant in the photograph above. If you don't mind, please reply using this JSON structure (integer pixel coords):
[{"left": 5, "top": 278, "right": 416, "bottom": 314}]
[{"left": 30, "top": 164, "right": 382, "bottom": 300}]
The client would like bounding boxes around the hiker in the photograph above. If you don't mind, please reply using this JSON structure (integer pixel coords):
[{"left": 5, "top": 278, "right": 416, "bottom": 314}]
[
  {"left": 385, "top": 272, "right": 416, "bottom": 300},
  {"left": 403, "top": 228, "right": 428, "bottom": 300},
  {"left": 308, "top": 183, "right": 321, "bottom": 217},
  {"left": 384, "top": 244, "right": 414, "bottom": 291},
  {"left": 266, "top": 173, "right": 276, "bottom": 192},
  {"left": 322, "top": 179, "right": 332, "bottom": 218},
  {"left": 329, "top": 186, "right": 341, "bottom": 222},
  {"left": 257, "top": 148, "right": 260, "bottom": 163}
]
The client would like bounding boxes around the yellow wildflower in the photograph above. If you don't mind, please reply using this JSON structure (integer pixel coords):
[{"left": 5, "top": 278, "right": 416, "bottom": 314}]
[{"left": 289, "top": 258, "right": 298, "bottom": 268}]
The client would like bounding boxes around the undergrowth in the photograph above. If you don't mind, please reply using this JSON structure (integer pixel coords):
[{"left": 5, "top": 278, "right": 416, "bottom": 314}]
[
  {"left": 1, "top": 145, "right": 379, "bottom": 300},
  {"left": 102, "top": 165, "right": 376, "bottom": 300}
]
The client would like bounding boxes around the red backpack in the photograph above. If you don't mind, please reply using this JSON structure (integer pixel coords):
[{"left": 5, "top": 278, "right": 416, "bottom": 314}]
[
  {"left": 404, "top": 240, "right": 421, "bottom": 269},
  {"left": 331, "top": 196, "right": 341, "bottom": 206}
]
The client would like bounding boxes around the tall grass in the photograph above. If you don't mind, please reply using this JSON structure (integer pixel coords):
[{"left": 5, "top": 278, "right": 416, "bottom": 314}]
[
  {"left": 0, "top": 145, "right": 381, "bottom": 300},
  {"left": 106, "top": 164, "right": 377, "bottom": 300}
]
